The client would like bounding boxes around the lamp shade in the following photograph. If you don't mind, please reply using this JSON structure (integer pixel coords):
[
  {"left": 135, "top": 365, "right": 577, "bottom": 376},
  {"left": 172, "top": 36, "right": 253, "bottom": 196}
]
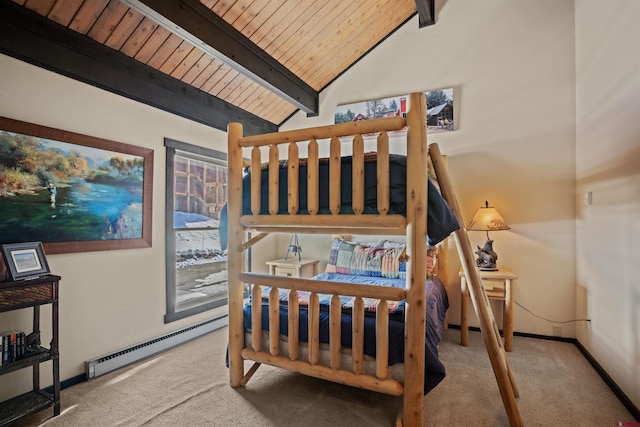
[{"left": 467, "top": 201, "right": 510, "bottom": 231}]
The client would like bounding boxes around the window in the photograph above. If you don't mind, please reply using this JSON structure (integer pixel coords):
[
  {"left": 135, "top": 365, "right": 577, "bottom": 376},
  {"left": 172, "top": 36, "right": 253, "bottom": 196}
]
[{"left": 164, "top": 138, "right": 228, "bottom": 323}]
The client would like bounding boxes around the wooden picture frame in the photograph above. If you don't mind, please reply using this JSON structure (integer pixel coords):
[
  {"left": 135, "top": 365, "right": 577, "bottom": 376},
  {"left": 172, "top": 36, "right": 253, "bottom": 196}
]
[
  {"left": 1, "top": 242, "right": 50, "bottom": 281},
  {"left": 0, "top": 117, "right": 153, "bottom": 254}
]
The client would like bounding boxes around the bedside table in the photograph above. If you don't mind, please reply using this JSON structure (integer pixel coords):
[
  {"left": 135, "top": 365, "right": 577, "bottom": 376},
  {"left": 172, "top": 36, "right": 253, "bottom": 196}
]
[
  {"left": 459, "top": 267, "right": 518, "bottom": 351},
  {"left": 266, "top": 258, "right": 319, "bottom": 279}
]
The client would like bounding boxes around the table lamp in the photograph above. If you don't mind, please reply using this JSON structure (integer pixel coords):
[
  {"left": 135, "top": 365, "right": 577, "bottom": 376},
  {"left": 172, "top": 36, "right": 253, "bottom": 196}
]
[
  {"left": 284, "top": 233, "right": 302, "bottom": 261},
  {"left": 466, "top": 201, "right": 510, "bottom": 271}
]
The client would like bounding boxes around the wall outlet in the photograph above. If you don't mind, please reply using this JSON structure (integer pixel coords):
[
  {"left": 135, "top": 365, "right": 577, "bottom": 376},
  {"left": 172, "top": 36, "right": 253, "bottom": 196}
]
[
  {"left": 553, "top": 325, "right": 562, "bottom": 337},
  {"left": 584, "top": 191, "right": 592, "bottom": 206}
]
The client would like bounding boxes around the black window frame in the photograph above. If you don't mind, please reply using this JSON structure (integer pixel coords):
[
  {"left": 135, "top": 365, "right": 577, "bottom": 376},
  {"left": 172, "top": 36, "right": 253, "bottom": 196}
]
[{"left": 164, "top": 138, "right": 228, "bottom": 323}]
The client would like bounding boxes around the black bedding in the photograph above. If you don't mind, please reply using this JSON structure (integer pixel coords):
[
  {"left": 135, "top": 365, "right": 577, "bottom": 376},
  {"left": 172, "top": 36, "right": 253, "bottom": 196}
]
[{"left": 220, "top": 153, "right": 459, "bottom": 249}]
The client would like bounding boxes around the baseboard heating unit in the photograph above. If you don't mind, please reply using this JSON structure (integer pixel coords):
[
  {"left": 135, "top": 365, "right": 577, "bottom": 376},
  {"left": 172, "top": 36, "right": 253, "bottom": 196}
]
[{"left": 85, "top": 316, "right": 227, "bottom": 379}]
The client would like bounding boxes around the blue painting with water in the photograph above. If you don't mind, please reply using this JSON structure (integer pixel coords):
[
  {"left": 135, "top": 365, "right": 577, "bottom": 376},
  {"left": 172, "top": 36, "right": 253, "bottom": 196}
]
[{"left": 0, "top": 130, "right": 145, "bottom": 244}]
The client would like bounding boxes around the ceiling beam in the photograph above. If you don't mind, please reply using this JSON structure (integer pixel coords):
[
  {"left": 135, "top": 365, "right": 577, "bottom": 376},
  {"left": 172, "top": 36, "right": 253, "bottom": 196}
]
[
  {"left": 0, "top": 1, "right": 277, "bottom": 136},
  {"left": 415, "top": 0, "right": 435, "bottom": 27},
  {"left": 122, "top": 0, "right": 319, "bottom": 116}
]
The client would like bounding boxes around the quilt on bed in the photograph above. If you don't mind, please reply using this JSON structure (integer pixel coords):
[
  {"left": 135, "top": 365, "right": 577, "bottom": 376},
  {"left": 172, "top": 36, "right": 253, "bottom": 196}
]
[{"left": 242, "top": 272, "right": 449, "bottom": 394}]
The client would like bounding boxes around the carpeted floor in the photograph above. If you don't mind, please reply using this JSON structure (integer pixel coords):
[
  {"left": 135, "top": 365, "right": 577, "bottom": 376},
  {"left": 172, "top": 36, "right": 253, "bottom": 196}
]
[{"left": 13, "top": 327, "right": 635, "bottom": 426}]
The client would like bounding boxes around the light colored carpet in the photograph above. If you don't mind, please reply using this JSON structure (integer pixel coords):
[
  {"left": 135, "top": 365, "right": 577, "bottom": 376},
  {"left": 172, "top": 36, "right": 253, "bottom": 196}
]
[{"left": 15, "top": 327, "right": 634, "bottom": 426}]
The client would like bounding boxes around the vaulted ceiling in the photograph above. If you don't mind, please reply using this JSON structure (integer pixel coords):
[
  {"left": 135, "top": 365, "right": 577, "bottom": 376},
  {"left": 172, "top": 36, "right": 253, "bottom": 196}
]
[{"left": 1, "top": 0, "right": 434, "bottom": 135}]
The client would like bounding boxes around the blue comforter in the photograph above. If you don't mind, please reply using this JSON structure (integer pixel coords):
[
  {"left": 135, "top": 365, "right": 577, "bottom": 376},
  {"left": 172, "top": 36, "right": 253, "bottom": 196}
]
[
  {"left": 242, "top": 272, "right": 449, "bottom": 394},
  {"left": 220, "top": 154, "right": 460, "bottom": 250}
]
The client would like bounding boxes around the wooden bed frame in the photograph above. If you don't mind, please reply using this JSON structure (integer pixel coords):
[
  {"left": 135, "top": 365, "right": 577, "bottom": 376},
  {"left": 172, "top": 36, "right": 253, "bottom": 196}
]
[{"left": 227, "top": 92, "right": 522, "bottom": 426}]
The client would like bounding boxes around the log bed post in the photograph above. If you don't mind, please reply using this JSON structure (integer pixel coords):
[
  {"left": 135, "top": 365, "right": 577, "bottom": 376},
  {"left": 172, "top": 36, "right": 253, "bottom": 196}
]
[
  {"left": 403, "top": 92, "right": 428, "bottom": 426},
  {"left": 228, "top": 122, "right": 245, "bottom": 387}
]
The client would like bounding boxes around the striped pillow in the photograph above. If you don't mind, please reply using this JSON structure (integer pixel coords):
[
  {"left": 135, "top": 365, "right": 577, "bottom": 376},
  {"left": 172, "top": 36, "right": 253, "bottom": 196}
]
[{"left": 325, "top": 239, "right": 406, "bottom": 279}]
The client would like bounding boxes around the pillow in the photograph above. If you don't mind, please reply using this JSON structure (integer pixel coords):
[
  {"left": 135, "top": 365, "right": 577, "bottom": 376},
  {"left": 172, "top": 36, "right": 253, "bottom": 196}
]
[
  {"left": 353, "top": 239, "right": 386, "bottom": 248},
  {"left": 325, "top": 239, "right": 406, "bottom": 279},
  {"left": 380, "top": 240, "right": 436, "bottom": 273},
  {"left": 379, "top": 239, "right": 405, "bottom": 249},
  {"left": 325, "top": 238, "right": 438, "bottom": 278}
]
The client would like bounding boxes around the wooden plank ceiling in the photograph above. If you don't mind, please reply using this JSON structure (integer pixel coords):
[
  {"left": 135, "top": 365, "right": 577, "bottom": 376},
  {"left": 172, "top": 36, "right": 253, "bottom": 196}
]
[{"left": 3, "top": 0, "right": 431, "bottom": 133}]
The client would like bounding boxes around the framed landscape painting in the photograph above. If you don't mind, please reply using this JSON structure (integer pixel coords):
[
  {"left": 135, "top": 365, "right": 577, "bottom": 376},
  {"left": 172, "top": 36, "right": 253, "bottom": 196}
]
[{"left": 0, "top": 117, "right": 153, "bottom": 254}]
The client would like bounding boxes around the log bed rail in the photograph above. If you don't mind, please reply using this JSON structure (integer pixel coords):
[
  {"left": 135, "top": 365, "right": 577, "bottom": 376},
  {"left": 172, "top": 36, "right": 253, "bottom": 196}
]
[
  {"left": 239, "top": 114, "right": 409, "bottom": 233},
  {"left": 227, "top": 92, "right": 522, "bottom": 426},
  {"left": 240, "top": 272, "right": 406, "bottom": 396}
]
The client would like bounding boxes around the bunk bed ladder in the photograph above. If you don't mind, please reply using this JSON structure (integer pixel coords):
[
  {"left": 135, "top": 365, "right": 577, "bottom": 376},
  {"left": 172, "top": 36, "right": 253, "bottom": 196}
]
[{"left": 429, "top": 143, "right": 524, "bottom": 427}]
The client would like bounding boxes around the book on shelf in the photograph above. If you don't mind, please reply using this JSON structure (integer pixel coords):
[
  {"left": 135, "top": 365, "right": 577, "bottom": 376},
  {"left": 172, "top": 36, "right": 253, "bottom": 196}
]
[{"left": 0, "top": 329, "right": 26, "bottom": 365}]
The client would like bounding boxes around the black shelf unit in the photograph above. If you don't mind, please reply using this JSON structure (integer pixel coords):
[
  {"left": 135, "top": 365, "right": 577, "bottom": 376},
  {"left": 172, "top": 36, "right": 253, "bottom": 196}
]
[{"left": 0, "top": 275, "right": 60, "bottom": 426}]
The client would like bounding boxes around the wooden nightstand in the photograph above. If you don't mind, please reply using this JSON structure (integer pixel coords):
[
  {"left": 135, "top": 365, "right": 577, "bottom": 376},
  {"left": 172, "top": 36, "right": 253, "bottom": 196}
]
[
  {"left": 459, "top": 267, "right": 518, "bottom": 351},
  {"left": 266, "top": 258, "right": 319, "bottom": 279}
]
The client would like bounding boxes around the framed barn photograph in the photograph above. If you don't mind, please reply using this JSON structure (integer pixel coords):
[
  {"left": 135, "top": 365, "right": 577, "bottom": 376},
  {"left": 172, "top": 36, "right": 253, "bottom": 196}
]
[
  {"left": 0, "top": 117, "right": 153, "bottom": 254},
  {"left": 1, "top": 242, "right": 50, "bottom": 281},
  {"left": 334, "top": 88, "right": 455, "bottom": 136}
]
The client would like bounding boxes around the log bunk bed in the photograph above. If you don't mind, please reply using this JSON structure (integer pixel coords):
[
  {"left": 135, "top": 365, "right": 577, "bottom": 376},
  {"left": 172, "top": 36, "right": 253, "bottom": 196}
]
[{"left": 226, "top": 92, "right": 523, "bottom": 426}]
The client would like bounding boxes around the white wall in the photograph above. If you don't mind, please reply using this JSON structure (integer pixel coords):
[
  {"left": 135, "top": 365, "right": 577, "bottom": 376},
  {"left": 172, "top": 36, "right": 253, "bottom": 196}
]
[
  {"left": 0, "top": 54, "right": 230, "bottom": 400},
  {"left": 284, "top": 1, "right": 578, "bottom": 341},
  {"left": 575, "top": 0, "right": 640, "bottom": 408}
]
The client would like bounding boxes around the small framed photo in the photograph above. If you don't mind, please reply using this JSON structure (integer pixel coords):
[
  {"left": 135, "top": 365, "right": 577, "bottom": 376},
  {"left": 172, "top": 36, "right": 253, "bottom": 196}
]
[{"left": 1, "top": 242, "right": 50, "bottom": 281}]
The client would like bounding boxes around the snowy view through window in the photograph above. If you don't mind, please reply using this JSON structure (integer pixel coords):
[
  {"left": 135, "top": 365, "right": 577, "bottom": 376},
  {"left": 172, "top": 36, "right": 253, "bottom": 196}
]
[{"left": 173, "top": 155, "right": 227, "bottom": 312}]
